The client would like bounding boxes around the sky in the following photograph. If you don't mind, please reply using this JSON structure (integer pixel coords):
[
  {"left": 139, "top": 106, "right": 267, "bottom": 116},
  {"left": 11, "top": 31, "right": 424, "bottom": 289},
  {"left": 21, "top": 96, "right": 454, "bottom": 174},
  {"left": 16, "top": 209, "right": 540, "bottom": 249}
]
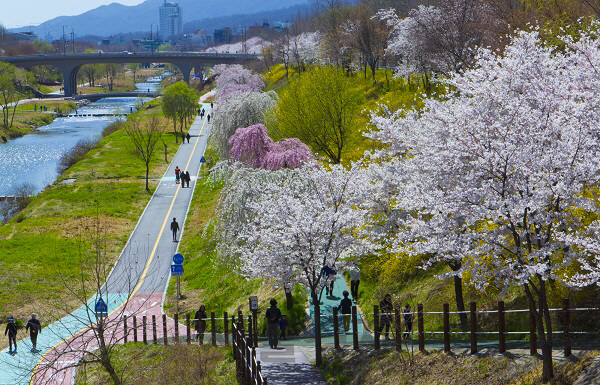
[{"left": 0, "top": 0, "right": 145, "bottom": 29}]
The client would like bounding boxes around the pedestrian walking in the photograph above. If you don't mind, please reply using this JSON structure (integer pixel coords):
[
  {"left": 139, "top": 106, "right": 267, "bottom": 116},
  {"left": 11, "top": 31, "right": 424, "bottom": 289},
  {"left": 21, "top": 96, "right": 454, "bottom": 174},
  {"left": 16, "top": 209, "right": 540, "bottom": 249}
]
[
  {"left": 266, "top": 298, "right": 281, "bottom": 349},
  {"left": 194, "top": 305, "right": 207, "bottom": 345},
  {"left": 403, "top": 304, "right": 413, "bottom": 339},
  {"left": 337, "top": 291, "right": 353, "bottom": 333},
  {"left": 5, "top": 316, "right": 17, "bottom": 354},
  {"left": 197, "top": 107, "right": 201, "bottom": 116},
  {"left": 210, "top": 102, "right": 213, "bottom": 109},
  {"left": 279, "top": 314, "right": 288, "bottom": 341},
  {"left": 185, "top": 171, "right": 190, "bottom": 187},
  {"left": 321, "top": 265, "right": 332, "bottom": 296},
  {"left": 329, "top": 266, "right": 337, "bottom": 296},
  {"left": 170, "top": 218, "right": 179, "bottom": 242},
  {"left": 26, "top": 314, "right": 41, "bottom": 352},
  {"left": 186, "top": 133, "right": 191, "bottom": 143},
  {"left": 175, "top": 166, "right": 181, "bottom": 184},
  {"left": 379, "top": 294, "right": 393, "bottom": 340},
  {"left": 207, "top": 114, "right": 211, "bottom": 123},
  {"left": 349, "top": 263, "right": 360, "bottom": 301}
]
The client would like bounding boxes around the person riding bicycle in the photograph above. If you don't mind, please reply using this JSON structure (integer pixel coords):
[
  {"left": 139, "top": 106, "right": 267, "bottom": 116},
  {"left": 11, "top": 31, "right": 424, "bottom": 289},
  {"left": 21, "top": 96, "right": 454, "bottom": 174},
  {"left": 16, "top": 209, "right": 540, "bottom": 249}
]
[{"left": 175, "top": 166, "right": 181, "bottom": 184}]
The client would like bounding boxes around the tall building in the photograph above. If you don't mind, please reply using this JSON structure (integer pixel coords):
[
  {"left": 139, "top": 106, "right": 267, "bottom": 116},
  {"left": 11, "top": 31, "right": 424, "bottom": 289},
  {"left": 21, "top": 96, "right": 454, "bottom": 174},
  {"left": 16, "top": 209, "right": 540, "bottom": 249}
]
[{"left": 159, "top": 1, "right": 183, "bottom": 40}]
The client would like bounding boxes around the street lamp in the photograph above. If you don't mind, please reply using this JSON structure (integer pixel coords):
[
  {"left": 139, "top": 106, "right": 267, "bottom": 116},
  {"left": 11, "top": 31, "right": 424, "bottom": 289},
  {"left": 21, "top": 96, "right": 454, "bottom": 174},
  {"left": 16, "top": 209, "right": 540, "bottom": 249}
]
[{"left": 239, "top": 25, "right": 246, "bottom": 55}]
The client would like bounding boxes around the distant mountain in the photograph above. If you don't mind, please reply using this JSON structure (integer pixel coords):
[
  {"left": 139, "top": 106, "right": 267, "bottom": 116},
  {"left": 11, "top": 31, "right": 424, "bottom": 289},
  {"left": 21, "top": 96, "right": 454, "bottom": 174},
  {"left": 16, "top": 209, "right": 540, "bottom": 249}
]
[
  {"left": 11, "top": 0, "right": 310, "bottom": 39},
  {"left": 184, "top": 4, "right": 311, "bottom": 35}
]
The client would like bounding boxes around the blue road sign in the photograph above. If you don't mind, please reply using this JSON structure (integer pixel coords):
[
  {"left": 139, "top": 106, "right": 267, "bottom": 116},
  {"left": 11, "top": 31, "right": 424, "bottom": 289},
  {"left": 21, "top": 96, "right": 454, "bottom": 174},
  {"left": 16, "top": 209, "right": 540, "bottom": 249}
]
[
  {"left": 171, "top": 264, "right": 184, "bottom": 276},
  {"left": 173, "top": 253, "right": 184, "bottom": 265},
  {"left": 95, "top": 298, "right": 108, "bottom": 314},
  {"left": 200, "top": 156, "right": 206, "bottom": 163}
]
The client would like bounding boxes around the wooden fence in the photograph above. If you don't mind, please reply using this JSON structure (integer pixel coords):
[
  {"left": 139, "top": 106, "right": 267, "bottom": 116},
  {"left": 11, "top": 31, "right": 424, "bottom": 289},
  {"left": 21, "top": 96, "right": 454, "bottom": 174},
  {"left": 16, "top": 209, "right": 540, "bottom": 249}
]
[{"left": 232, "top": 312, "right": 268, "bottom": 385}]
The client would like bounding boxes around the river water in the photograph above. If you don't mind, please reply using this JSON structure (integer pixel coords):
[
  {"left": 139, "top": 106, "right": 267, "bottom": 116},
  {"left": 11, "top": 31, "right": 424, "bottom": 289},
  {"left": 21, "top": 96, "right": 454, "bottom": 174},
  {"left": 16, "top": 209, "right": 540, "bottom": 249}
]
[{"left": 0, "top": 80, "right": 162, "bottom": 197}]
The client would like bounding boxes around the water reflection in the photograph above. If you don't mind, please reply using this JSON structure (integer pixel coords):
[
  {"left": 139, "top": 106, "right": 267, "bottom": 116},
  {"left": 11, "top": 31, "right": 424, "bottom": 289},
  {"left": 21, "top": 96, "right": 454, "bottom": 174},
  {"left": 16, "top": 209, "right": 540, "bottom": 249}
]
[{"left": 0, "top": 96, "right": 148, "bottom": 196}]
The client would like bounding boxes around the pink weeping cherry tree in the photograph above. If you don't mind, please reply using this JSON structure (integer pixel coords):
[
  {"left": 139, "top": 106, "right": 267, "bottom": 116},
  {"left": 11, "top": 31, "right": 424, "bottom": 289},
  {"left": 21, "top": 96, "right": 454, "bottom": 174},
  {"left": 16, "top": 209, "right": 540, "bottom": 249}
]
[{"left": 228, "top": 124, "right": 314, "bottom": 170}]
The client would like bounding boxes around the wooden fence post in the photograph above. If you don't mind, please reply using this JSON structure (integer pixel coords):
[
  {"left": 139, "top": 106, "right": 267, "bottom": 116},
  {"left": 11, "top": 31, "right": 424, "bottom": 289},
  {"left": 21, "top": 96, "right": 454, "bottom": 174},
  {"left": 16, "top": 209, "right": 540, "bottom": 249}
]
[
  {"left": 247, "top": 315, "right": 253, "bottom": 348},
  {"left": 470, "top": 302, "right": 477, "bottom": 354},
  {"left": 212, "top": 312, "right": 217, "bottom": 346},
  {"left": 133, "top": 316, "right": 138, "bottom": 342},
  {"left": 186, "top": 313, "right": 191, "bottom": 344},
  {"left": 352, "top": 305, "right": 359, "bottom": 350},
  {"left": 374, "top": 305, "right": 380, "bottom": 350},
  {"left": 231, "top": 316, "right": 236, "bottom": 347},
  {"left": 224, "top": 311, "right": 229, "bottom": 346},
  {"left": 418, "top": 303, "right": 425, "bottom": 352},
  {"left": 143, "top": 315, "right": 147, "bottom": 344},
  {"left": 246, "top": 337, "right": 252, "bottom": 385},
  {"left": 443, "top": 303, "right": 450, "bottom": 353},
  {"left": 395, "top": 307, "right": 402, "bottom": 352},
  {"left": 252, "top": 347, "right": 257, "bottom": 384},
  {"left": 333, "top": 307, "right": 340, "bottom": 350},
  {"left": 563, "top": 298, "right": 571, "bottom": 357},
  {"left": 257, "top": 361, "right": 263, "bottom": 385},
  {"left": 498, "top": 301, "right": 505, "bottom": 354},
  {"left": 123, "top": 315, "right": 128, "bottom": 343},
  {"left": 529, "top": 307, "right": 537, "bottom": 355},
  {"left": 174, "top": 313, "right": 179, "bottom": 344},
  {"left": 232, "top": 321, "right": 237, "bottom": 359},
  {"left": 152, "top": 315, "right": 157, "bottom": 344},
  {"left": 163, "top": 314, "right": 168, "bottom": 345}
]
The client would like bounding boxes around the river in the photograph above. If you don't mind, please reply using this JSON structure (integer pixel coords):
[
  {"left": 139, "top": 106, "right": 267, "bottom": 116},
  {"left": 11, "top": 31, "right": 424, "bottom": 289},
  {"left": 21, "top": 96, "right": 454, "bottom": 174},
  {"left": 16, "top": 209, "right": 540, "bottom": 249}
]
[{"left": 0, "top": 79, "right": 163, "bottom": 198}]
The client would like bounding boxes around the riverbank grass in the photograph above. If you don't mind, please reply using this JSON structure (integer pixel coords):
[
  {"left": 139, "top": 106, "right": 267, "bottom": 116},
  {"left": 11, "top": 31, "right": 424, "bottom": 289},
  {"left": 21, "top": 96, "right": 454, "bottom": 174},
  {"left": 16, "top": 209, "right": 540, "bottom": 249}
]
[{"left": 0, "top": 107, "right": 180, "bottom": 351}]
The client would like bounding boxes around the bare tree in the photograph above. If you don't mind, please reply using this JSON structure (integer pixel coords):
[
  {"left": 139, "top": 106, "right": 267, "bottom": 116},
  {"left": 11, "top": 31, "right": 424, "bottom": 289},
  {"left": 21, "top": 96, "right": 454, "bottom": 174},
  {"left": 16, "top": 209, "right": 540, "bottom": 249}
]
[
  {"left": 124, "top": 116, "right": 165, "bottom": 191},
  {"left": 344, "top": 5, "right": 389, "bottom": 81},
  {"left": 0, "top": 182, "right": 36, "bottom": 223},
  {"left": 7, "top": 216, "right": 172, "bottom": 385}
]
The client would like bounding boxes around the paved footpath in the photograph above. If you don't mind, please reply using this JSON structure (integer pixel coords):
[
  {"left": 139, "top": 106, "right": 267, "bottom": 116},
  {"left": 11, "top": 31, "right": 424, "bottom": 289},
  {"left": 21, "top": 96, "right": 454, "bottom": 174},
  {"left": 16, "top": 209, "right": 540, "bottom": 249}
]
[{"left": 0, "top": 104, "right": 212, "bottom": 385}]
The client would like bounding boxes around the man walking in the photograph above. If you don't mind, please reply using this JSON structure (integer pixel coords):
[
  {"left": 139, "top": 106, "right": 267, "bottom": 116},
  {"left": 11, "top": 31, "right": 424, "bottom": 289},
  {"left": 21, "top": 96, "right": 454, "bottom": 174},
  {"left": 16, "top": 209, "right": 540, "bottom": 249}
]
[
  {"left": 349, "top": 263, "right": 360, "bottom": 301},
  {"left": 171, "top": 218, "right": 179, "bottom": 242},
  {"left": 5, "top": 316, "right": 17, "bottom": 354},
  {"left": 337, "top": 291, "right": 353, "bottom": 333},
  {"left": 26, "top": 314, "right": 42, "bottom": 352},
  {"left": 266, "top": 298, "right": 281, "bottom": 349}
]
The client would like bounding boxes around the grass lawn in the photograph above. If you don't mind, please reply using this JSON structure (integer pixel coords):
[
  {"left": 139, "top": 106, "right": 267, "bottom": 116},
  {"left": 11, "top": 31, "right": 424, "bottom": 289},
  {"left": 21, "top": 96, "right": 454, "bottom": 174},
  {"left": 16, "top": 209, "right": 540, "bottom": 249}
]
[
  {"left": 74, "top": 343, "right": 236, "bottom": 385},
  {"left": 0, "top": 105, "right": 180, "bottom": 350}
]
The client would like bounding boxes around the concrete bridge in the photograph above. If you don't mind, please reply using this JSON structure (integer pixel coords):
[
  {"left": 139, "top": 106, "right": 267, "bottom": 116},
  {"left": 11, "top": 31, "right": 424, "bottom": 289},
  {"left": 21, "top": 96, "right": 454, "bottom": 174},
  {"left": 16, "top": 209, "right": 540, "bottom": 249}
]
[{"left": 0, "top": 52, "right": 259, "bottom": 96}]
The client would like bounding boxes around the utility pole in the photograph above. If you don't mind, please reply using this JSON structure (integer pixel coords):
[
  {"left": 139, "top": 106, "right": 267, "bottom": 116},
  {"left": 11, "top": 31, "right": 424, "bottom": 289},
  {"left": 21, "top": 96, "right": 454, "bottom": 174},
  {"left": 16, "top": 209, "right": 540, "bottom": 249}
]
[
  {"left": 62, "top": 26, "right": 66, "bottom": 55},
  {"left": 70, "top": 28, "right": 74, "bottom": 54}
]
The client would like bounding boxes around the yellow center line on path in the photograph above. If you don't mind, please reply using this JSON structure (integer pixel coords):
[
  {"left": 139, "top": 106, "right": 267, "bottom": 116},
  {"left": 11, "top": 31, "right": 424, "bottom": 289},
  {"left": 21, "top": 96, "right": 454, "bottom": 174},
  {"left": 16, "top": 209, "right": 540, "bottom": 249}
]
[{"left": 30, "top": 117, "right": 206, "bottom": 384}]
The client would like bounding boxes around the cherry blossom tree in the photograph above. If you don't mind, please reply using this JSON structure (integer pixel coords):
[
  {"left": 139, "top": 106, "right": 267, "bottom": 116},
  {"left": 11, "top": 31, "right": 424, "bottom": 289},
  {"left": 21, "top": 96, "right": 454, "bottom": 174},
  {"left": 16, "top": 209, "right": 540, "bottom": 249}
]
[
  {"left": 379, "top": 0, "right": 495, "bottom": 83},
  {"left": 217, "top": 163, "right": 373, "bottom": 366},
  {"left": 211, "top": 91, "right": 277, "bottom": 159},
  {"left": 262, "top": 138, "right": 314, "bottom": 170},
  {"left": 228, "top": 124, "right": 274, "bottom": 168},
  {"left": 228, "top": 124, "right": 314, "bottom": 170},
  {"left": 212, "top": 64, "right": 265, "bottom": 102},
  {"left": 367, "top": 28, "right": 600, "bottom": 381}
]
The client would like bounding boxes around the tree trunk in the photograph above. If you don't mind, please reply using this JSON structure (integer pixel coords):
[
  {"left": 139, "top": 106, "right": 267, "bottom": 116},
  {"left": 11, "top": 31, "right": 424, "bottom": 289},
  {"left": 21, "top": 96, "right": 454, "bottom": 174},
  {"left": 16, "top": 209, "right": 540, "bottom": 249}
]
[
  {"left": 453, "top": 275, "right": 468, "bottom": 331},
  {"left": 97, "top": 322, "right": 122, "bottom": 385},
  {"left": 285, "top": 290, "right": 294, "bottom": 310},
  {"left": 448, "top": 261, "right": 468, "bottom": 331},
  {"left": 313, "top": 292, "right": 322, "bottom": 366},
  {"left": 145, "top": 164, "right": 149, "bottom": 191},
  {"left": 524, "top": 282, "right": 554, "bottom": 382}
]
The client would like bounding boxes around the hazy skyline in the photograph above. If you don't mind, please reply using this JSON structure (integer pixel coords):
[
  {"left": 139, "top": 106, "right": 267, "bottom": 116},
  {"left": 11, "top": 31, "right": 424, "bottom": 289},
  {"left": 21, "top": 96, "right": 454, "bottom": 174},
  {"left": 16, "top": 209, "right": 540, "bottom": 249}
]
[{"left": 0, "top": 0, "right": 145, "bottom": 29}]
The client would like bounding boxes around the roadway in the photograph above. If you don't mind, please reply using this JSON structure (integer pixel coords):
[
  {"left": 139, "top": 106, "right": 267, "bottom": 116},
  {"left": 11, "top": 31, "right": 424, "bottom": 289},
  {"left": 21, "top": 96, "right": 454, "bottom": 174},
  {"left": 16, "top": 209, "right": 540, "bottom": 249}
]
[{"left": 0, "top": 105, "right": 212, "bottom": 385}]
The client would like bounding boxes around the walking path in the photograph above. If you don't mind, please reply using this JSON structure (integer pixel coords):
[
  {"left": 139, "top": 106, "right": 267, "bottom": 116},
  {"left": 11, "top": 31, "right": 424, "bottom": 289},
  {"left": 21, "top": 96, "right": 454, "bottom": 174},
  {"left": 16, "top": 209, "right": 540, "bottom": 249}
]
[
  {"left": 310, "top": 275, "right": 363, "bottom": 335},
  {"left": 0, "top": 105, "right": 212, "bottom": 385}
]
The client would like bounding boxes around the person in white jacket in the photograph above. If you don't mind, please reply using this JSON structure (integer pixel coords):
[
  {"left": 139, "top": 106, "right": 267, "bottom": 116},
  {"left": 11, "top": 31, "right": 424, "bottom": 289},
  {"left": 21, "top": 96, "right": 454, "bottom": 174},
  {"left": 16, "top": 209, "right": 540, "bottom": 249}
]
[{"left": 349, "top": 264, "right": 360, "bottom": 301}]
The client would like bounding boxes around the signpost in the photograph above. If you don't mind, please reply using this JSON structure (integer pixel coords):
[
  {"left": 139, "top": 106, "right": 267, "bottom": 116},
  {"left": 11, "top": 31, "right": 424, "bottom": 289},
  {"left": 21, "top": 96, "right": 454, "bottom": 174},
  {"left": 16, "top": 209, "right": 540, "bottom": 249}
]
[
  {"left": 200, "top": 156, "right": 206, "bottom": 163},
  {"left": 172, "top": 254, "right": 184, "bottom": 313},
  {"left": 249, "top": 296, "right": 258, "bottom": 346},
  {"left": 95, "top": 297, "right": 108, "bottom": 320}
]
